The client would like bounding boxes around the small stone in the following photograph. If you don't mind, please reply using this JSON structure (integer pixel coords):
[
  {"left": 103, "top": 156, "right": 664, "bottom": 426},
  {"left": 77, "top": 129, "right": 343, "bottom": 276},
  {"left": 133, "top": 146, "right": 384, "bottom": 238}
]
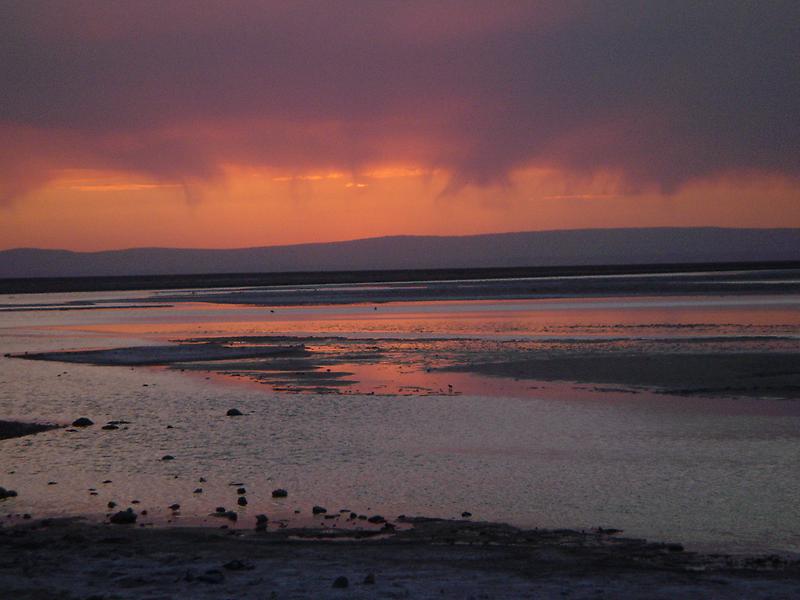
[
  {"left": 461, "top": 511, "right": 472, "bottom": 518},
  {"left": 256, "top": 514, "right": 268, "bottom": 524},
  {"left": 161, "top": 455, "right": 175, "bottom": 461},
  {"left": 237, "top": 487, "right": 246, "bottom": 495},
  {"left": 215, "top": 506, "right": 226, "bottom": 513},
  {"left": 367, "top": 515, "right": 385, "bottom": 524},
  {"left": 312, "top": 506, "right": 327, "bottom": 515},
  {"left": 71, "top": 417, "right": 94, "bottom": 427},
  {"left": 332, "top": 576, "right": 349, "bottom": 589},
  {"left": 226, "top": 408, "right": 243, "bottom": 417},
  {"left": 223, "top": 559, "right": 254, "bottom": 571},
  {"left": 47, "top": 481, "right": 57, "bottom": 485},
  {"left": 364, "top": 573, "right": 376, "bottom": 585},
  {"left": 107, "top": 501, "right": 116, "bottom": 509},
  {"left": 169, "top": 503, "right": 181, "bottom": 511},
  {"left": 101, "top": 424, "right": 119, "bottom": 430},
  {"left": 193, "top": 488, "right": 203, "bottom": 494},
  {"left": 110, "top": 508, "right": 137, "bottom": 524},
  {"left": 196, "top": 569, "right": 225, "bottom": 584},
  {"left": 0, "top": 487, "right": 18, "bottom": 500},
  {"left": 237, "top": 496, "right": 248, "bottom": 507},
  {"left": 225, "top": 511, "right": 238, "bottom": 522},
  {"left": 271, "top": 488, "right": 288, "bottom": 498}
]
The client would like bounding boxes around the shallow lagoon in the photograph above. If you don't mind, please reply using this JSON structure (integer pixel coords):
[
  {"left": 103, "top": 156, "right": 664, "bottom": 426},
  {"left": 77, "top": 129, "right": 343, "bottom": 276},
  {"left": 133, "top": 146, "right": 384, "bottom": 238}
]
[{"left": 1, "top": 282, "right": 799, "bottom": 553}]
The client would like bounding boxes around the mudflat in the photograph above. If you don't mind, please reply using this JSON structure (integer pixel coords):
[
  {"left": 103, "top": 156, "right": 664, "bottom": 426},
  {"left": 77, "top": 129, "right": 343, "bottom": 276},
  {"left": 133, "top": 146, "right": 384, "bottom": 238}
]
[{"left": 445, "top": 352, "right": 800, "bottom": 399}]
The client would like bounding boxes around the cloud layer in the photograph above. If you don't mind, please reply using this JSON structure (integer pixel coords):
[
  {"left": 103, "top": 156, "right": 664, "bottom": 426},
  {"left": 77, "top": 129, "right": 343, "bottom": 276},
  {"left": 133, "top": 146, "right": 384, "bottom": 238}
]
[{"left": 2, "top": 1, "right": 798, "bottom": 201}]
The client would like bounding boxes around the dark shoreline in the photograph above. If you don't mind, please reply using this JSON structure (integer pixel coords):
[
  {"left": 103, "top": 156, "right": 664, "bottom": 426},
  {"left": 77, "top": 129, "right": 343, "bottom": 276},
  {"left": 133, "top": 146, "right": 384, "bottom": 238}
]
[
  {"left": 2, "top": 260, "right": 799, "bottom": 294},
  {"left": 1, "top": 517, "right": 798, "bottom": 599}
]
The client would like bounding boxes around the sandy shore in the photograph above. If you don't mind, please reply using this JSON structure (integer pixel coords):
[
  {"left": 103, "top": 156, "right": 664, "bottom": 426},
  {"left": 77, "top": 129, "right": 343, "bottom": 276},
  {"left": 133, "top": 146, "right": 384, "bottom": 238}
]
[{"left": 1, "top": 517, "right": 799, "bottom": 599}]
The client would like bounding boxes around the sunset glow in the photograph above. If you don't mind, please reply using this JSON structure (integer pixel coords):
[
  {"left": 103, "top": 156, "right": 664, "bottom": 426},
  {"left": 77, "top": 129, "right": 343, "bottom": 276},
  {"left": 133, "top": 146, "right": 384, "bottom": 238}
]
[{"left": 1, "top": 1, "right": 798, "bottom": 250}]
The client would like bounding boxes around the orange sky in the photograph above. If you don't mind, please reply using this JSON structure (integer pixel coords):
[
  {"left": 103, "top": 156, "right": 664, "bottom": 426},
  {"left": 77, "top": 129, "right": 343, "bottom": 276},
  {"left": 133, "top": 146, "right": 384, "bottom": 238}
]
[{"left": 2, "top": 165, "right": 797, "bottom": 251}]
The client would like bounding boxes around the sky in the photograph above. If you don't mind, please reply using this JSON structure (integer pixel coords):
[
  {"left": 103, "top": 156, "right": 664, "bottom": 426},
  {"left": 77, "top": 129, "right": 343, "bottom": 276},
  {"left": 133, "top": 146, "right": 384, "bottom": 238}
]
[{"left": 1, "top": 0, "right": 798, "bottom": 251}]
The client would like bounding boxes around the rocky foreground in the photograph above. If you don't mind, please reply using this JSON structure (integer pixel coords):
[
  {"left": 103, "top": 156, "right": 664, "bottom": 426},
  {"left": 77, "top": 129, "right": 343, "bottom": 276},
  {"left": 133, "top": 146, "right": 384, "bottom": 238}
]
[{"left": 1, "top": 517, "right": 799, "bottom": 599}]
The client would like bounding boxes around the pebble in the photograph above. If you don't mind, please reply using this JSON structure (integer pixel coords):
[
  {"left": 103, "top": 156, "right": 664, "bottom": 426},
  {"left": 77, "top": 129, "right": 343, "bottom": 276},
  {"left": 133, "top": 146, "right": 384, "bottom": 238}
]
[
  {"left": 237, "top": 496, "right": 248, "bottom": 507},
  {"left": 271, "top": 488, "right": 288, "bottom": 498},
  {"left": 161, "top": 455, "right": 175, "bottom": 461},
  {"left": 226, "top": 408, "right": 243, "bottom": 416},
  {"left": 71, "top": 417, "right": 94, "bottom": 427},
  {"left": 109, "top": 508, "right": 137, "bottom": 524},
  {"left": 0, "top": 487, "right": 18, "bottom": 499},
  {"left": 312, "top": 506, "right": 327, "bottom": 515},
  {"left": 332, "top": 576, "right": 349, "bottom": 589}
]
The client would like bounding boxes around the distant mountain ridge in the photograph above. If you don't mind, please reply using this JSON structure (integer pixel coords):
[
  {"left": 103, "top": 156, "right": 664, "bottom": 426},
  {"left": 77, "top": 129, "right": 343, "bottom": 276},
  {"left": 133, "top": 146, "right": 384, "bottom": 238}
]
[{"left": 2, "top": 228, "right": 800, "bottom": 278}]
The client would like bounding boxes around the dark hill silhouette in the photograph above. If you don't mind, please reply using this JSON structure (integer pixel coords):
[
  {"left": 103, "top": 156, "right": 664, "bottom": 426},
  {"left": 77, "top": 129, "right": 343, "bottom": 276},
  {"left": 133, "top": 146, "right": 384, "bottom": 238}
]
[{"left": 2, "top": 228, "right": 799, "bottom": 278}]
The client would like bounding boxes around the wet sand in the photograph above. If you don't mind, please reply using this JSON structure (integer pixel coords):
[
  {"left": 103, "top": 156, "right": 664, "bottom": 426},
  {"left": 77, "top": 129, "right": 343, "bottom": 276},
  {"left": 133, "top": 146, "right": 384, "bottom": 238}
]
[{"left": 1, "top": 517, "right": 799, "bottom": 599}]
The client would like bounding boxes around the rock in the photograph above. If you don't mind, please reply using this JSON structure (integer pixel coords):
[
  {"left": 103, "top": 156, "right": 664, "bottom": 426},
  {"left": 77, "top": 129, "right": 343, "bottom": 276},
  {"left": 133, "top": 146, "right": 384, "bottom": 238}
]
[
  {"left": 0, "top": 487, "right": 18, "bottom": 500},
  {"left": 71, "top": 417, "right": 94, "bottom": 427},
  {"left": 225, "top": 511, "right": 238, "bottom": 522},
  {"left": 226, "top": 408, "right": 243, "bottom": 416},
  {"left": 332, "top": 576, "right": 349, "bottom": 589},
  {"left": 169, "top": 503, "right": 181, "bottom": 511},
  {"left": 236, "top": 487, "right": 246, "bottom": 495},
  {"left": 161, "top": 455, "right": 175, "bottom": 461},
  {"left": 193, "top": 488, "right": 203, "bottom": 493},
  {"left": 367, "top": 515, "right": 386, "bottom": 524},
  {"left": 666, "top": 543, "right": 684, "bottom": 552},
  {"left": 107, "top": 501, "right": 116, "bottom": 509},
  {"left": 237, "top": 496, "right": 248, "bottom": 506},
  {"left": 223, "top": 559, "right": 254, "bottom": 571},
  {"left": 101, "top": 424, "right": 119, "bottom": 430},
  {"left": 271, "top": 488, "right": 288, "bottom": 498},
  {"left": 312, "top": 505, "right": 327, "bottom": 515},
  {"left": 215, "top": 506, "right": 226, "bottom": 513},
  {"left": 461, "top": 511, "right": 472, "bottom": 518},
  {"left": 256, "top": 514, "right": 268, "bottom": 524},
  {"left": 195, "top": 569, "right": 225, "bottom": 584},
  {"left": 110, "top": 508, "right": 137, "bottom": 524},
  {"left": 364, "top": 573, "right": 376, "bottom": 585}
]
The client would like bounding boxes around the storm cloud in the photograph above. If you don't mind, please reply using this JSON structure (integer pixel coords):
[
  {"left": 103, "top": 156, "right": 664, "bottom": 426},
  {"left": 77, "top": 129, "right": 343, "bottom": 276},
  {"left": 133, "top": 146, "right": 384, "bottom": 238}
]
[{"left": 1, "top": 0, "right": 798, "bottom": 201}]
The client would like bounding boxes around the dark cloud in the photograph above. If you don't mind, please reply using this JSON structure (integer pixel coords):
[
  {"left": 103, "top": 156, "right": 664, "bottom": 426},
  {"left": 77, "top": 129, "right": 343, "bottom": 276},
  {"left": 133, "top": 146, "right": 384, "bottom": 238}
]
[{"left": 1, "top": 0, "right": 798, "bottom": 200}]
